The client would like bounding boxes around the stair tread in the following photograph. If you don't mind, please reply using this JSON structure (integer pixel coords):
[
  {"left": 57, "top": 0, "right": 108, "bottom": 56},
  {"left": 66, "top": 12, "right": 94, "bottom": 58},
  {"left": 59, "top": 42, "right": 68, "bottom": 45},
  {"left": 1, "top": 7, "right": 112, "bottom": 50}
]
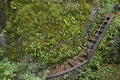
[
  {"left": 96, "top": 28, "right": 103, "bottom": 32},
  {"left": 78, "top": 57, "right": 87, "bottom": 62},
  {"left": 67, "top": 59, "right": 80, "bottom": 67},
  {"left": 60, "top": 64, "right": 65, "bottom": 72},
  {"left": 53, "top": 65, "right": 62, "bottom": 74},
  {"left": 103, "top": 20, "right": 109, "bottom": 22},
  {"left": 73, "top": 56, "right": 84, "bottom": 62},
  {"left": 98, "top": 24, "right": 106, "bottom": 27},
  {"left": 95, "top": 29, "right": 103, "bottom": 34},
  {"left": 88, "top": 37, "right": 97, "bottom": 42},
  {"left": 86, "top": 48, "right": 92, "bottom": 54},
  {"left": 80, "top": 51, "right": 87, "bottom": 55},
  {"left": 106, "top": 13, "right": 114, "bottom": 17},
  {"left": 87, "top": 41, "right": 94, "bottom": 45},
  {"left": 48, "top": 70, "right": 54, "bottom": 76},
  {"left": 94, "top": 33, "right": 100, "bottom": 37},
  {"left": 83, "top": 47, "right": 87, "bottom": 50},
  {"left": 64, "top": 61, "right": 71, "bottom": 70}
]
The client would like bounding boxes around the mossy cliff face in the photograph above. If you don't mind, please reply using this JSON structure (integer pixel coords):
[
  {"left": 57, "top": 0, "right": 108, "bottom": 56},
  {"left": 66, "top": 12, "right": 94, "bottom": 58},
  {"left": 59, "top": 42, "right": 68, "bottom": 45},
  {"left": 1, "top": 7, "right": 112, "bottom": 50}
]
[{"left": 5, "top": 0, "right": 92, "bottom": 65}]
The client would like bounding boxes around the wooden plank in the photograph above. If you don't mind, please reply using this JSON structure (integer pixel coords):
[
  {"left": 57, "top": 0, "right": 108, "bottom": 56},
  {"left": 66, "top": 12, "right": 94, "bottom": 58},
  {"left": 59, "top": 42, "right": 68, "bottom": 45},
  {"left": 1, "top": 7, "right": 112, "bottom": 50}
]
[{"left": 67, "top": 59, "right": 80, "bottom": 67}]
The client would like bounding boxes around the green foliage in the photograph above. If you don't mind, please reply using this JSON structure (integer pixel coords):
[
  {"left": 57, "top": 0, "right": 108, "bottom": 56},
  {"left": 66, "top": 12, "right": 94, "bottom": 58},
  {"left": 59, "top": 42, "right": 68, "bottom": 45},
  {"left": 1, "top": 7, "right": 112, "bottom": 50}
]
[
  {"left": 98, "top": 15, "right": 120, "bottom": 63},
  {"left": 0, "top": 56, "right": 47, "bottom": 80},
  {"left": 73, "top": 64, "right": 120, "bottom": 80},
  {"left": 1, "top": 0, "right": 119, "bottom": 80},
  {"left": 0, "top": 58, "right": 17, "bottom": 80},
  {"left": 62, "top": 0, "right": 120, "bottom": 80},
  {"left": 14, "top": 55, "right": 47, "bottom": 80},
  {"left": 5, "top": 0, "right": 92, "bottom": 65}
]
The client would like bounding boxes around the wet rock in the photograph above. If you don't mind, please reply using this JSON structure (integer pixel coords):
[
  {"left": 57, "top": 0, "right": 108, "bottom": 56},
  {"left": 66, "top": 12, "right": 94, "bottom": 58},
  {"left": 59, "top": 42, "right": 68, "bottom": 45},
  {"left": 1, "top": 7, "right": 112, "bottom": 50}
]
[
  {"left": 0, "top": 9, "right": 6, "bottom": 29},
  {"left": 0, "top": 34, "right": 7, "bottom": 46},
  {"left": 0, "top": 0, "right": 2, "bottom": 3},
  {"left": 114, "top": 4, "right": 120, "bottom": 10}
]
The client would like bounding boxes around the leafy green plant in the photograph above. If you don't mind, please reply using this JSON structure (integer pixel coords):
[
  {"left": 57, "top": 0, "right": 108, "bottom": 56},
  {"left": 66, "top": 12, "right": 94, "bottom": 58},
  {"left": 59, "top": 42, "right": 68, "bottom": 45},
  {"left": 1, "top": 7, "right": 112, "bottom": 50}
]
[
  {"left": 4, "top": 0, "right": 92, "bottom": 65},
  {"left": 0, "top": 58, "right": 17, "bottom": 80},
  {"left": 14, "top": 55, "right": 47, "bottom": 80},
  {"left": 1, "top": 0, "right": 119, "bottom": 80}
]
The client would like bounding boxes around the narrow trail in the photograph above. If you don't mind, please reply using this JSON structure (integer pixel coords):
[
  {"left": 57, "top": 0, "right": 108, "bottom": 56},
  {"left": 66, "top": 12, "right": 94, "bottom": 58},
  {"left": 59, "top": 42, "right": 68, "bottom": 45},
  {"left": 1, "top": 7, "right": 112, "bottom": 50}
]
[{"left": 46, "top": 13, "right": 115, "bottom": 79}]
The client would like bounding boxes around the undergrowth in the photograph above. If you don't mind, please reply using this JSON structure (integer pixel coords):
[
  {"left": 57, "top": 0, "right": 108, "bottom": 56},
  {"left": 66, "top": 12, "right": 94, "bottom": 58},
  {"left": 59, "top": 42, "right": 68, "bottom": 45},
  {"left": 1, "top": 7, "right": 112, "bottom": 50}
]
[{"left": 0, "top": 0, "right": 120, "bottom": 80}]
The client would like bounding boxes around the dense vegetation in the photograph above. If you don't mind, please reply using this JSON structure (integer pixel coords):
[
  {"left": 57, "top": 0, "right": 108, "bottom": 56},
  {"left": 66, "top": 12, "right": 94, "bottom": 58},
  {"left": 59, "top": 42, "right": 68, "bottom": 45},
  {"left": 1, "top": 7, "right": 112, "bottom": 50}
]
[
  {"left": 0, "top": 0, "right": 120, "bottom": 80},
  {"left": 5, "top": 0, "right": 92, "bottom": 65}
]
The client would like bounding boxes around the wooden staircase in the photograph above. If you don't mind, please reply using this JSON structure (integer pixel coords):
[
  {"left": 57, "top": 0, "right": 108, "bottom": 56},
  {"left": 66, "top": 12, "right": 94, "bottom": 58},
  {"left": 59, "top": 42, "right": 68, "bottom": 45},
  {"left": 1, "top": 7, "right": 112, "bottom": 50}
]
[{"left": 46, "top": 13, "right": 114, "bottom": 79}]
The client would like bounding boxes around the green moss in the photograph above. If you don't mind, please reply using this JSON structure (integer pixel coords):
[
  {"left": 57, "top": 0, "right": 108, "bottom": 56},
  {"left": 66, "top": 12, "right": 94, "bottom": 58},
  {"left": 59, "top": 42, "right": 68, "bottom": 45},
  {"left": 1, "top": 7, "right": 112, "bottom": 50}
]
[{"left": 5, "top": 0, "right": 92, "bottom": 65}]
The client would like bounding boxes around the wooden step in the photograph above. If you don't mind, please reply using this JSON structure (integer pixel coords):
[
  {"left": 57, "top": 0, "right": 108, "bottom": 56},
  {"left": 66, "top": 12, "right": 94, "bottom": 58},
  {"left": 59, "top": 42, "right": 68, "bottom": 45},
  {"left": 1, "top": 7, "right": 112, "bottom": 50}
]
[
  {"left": 86, "top": 48, "right": 92, "bottom": 53},
  {"left": 67, "top": 59, "right": 80, "bottom": 67},
  {"left": 87, "top": 41, "right": 96, "bottom": 48},
  {"left": 73, "top": 55, "right": 86, "bottom": 62},
  {"left": 48, "top": 69, "right": 54, "bottom": 76},
  {"left": 73, "top": 56, "right": 84, "bottom": 62},
  {"left": 78, "top": 57, "right": 87, "bottom": 62},
  {"left": 101, "top": 19, "right": 109, "bottom": 23},
  {"left": 60, "top": 64, "right": 66, "bottom": 72},
  {"left": 64, "top": 61, "right": 71, "bottom": 70},
  {"left": 106, "top": 13, "right": 114, "bottom": 17},
  {"left": 87, "top": 45, "right": 94, "bottom": 49},
  {"left": 73, "top": 56, "right": 79, "bottom": 60},
  {"left": 99, "top": 26, "right": 106, "bottom": 29},
  {"left": 83, "top": 46, "right": 87, "bottom": 50},
  {"left": 101, "top": 16, "right": 110, "bottom": 21},
  {"left": 88, "top": 37, "right": 97, "bottom": 43},
  {"left": 96, "top": 29, "right": 103, "bottom": 32},
  {"left": 94, "top": 33, "right": 100, "bottom": 38},
  {"left": 80, "top": 51, "right": 87, "bottom": 56},
  {"left": 98, "top": 24, "right": 106, "bottom": 27},
  {"left": 95, "top": 29, "right": 102, "bottom": 34},
  {"left": 48, "top": 66, "right": 60, "bottom": 75},
  {"left": 105, "top": 16, "right": 110, "bottom": 20},
  {"left": 53, "top": 65, "right": 62, "bottom": 74},
  {"left": 103, "top": 20, "right": 109, "bottom": 23},
  {"left": 103, "top": 20, "right": 108, "bottom": 25}
]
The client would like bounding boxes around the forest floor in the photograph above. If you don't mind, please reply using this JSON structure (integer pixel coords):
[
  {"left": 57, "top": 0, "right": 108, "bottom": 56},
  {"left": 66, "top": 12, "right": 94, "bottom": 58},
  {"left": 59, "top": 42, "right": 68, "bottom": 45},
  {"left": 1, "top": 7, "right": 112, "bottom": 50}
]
[{"left": 102, "top": 64, "right": 120, "bottom": 80}]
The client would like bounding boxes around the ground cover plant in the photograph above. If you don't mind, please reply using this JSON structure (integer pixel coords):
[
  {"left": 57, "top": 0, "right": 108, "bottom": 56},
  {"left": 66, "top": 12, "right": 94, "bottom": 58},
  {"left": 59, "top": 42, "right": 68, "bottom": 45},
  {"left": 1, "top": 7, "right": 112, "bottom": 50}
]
[
  {"left": 4, "top": 0, "right": 92, "bottom": 65},
  {"left": 0, "top": 0, "right": 120, "bottom": 80}
]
